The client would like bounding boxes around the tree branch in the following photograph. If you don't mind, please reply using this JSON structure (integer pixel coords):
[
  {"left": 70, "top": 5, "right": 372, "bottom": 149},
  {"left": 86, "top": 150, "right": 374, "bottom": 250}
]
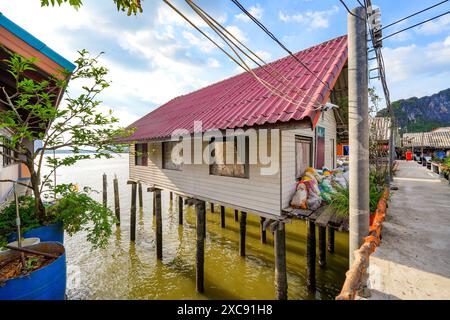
[{"left": 0, "top": 179, "right": 32, "bottom": 189}]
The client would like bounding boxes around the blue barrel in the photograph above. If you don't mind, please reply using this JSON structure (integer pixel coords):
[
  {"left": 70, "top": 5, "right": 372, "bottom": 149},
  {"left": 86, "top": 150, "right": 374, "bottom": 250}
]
[
  {"left": 0, "top": 242, "right": 66, "bottom": 300},
  {"left": 8, "top": 222, "right": 64, "bottom": 244}
]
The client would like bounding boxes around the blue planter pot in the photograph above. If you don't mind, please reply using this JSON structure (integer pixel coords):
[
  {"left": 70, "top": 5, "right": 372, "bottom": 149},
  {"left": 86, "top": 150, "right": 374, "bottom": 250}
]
[
  {"left": 8, "top": 222, "right": 64, "bottom": 244},
  {"left": 0, "top": 242, "right": 66, "bottom": 300}
]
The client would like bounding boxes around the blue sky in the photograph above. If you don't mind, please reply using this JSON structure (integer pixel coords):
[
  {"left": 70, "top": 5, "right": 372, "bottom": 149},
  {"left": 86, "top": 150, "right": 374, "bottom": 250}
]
[{"left": 1, "top": 0, "right": 450, "bottom": 127}]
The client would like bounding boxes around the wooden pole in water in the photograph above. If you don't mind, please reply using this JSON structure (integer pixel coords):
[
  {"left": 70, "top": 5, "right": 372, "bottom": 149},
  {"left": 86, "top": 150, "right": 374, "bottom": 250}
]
[
  {"left": 327, "top": 227, "right": 335, "bottom": 253},
  {"left": 138, "top": 181, "right": 143, "bottom": 212},
  {"left": 318, "top": 226, "right": 327, "bottom": 267},
  {"left": 195, "top": 200, "right": 206, "bottom": 293},
  {"left": 274, "top": 222, "right": 287, "bottom": 300},
  {"left": 113, "top": 175, "right": 120, "bottom": 225},
  {"left": 102, "top": 173, "right": 107, "bottom": 207},
  {"left": 220, "top": 205, "right": 225, "bottom": 228},
  {"left": 178, "top": 195, "right": 183, "bottom": 226},
  {"left": 307, "top": 220, "right": 316, "bottom": 292},
  {"left": 154, "top": 188, "right": 162, "bottom": 260},
  {"left": 260, "top": 217, "right": 267, "bottom": 244},
  {"left": 210, "top": 202, "right": 214, "bottom": 213},
  {"left": 234, "top": 209, "right": 239, "bottom": 222},
  {"left": 239, "top": 211, "right": 247, "bottom": 257},
  {"left": 127, "top": 180, "right": 137, "bottom": 241}
]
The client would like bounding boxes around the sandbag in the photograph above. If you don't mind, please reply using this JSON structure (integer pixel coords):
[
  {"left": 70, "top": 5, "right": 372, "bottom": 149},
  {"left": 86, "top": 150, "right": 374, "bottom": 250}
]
[{"left": 291, "top": 183, "right": 308, "bottom": 209}]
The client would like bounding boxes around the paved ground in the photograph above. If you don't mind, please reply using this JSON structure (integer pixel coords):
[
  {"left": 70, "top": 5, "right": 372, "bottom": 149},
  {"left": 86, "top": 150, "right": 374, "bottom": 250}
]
[{"left": 367, "top": 161, "right": 450, "bottom": 300}]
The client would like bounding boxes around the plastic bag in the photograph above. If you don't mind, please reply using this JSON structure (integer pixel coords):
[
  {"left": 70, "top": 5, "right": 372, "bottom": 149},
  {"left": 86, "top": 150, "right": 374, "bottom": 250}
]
[
  {"left": 291, "top": 183, "right": 308, "bottom": 209},
  {"left": 304, "top": 179, "right": 321, "bottom": 195},
  {"left": 306, "top": 167, "right": 323, "bottom": 183},
  {"left": 307, "top": 191, "right": 322, "bottom": 210}
]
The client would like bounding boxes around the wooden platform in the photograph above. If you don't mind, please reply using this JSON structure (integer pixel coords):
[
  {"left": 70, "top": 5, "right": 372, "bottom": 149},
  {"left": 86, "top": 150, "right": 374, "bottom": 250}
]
[{"left": 282, "top": 205, "right": 349, "bottom": 231}]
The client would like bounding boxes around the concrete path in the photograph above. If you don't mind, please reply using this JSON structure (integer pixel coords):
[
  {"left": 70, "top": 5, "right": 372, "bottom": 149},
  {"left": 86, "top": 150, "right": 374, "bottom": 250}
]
[{"left": 367, "top": 161, "right": 450, "bottom": 300}]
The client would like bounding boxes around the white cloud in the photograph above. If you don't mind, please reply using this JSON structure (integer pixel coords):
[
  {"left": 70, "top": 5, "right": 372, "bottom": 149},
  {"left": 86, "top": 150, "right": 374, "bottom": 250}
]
[
  {"left": 235, "top": 4, "right": 263, "bottom": 22},
  {"left": 278, "top": 6, "right": 339, "bottom": 30},
  {"left": 207, "top": 58, "right": 220, "bottom": 68},
  {"left": 225, "top": 25, "right": 248, "bottom": 43}
]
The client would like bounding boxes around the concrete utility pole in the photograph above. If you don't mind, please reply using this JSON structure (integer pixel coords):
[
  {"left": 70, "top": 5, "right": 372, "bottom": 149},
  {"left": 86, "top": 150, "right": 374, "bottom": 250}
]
[{"left": 348, "top": 6, "right": 370, "bottom": 266}]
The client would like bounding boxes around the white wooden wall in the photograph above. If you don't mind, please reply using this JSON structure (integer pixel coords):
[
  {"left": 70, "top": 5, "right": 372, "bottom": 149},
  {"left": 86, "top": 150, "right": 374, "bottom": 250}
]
[
  {"left": 280, "top": 108, "right": 337, "bottom": 209},
  {"left": 130, "top": 132, "right": 282, "bottom": 216}
]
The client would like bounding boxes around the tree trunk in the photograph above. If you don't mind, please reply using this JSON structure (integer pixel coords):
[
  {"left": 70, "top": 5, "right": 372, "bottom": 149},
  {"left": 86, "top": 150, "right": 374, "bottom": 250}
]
[{"left": 28, "top": 162, "right": 46, "bottom": 222}]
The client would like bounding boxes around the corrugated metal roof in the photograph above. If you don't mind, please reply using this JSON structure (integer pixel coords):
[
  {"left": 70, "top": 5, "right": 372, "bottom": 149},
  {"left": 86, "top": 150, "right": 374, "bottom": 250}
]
[
  {"left": 403, "top": 130, "right": 450, "bottom": 148},
  {"left": 122, "top": 35, "right": 348, "bottom": 142}
]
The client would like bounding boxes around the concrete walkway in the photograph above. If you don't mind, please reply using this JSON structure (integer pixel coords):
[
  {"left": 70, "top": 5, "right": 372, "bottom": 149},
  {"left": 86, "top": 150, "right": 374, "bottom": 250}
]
[{"left": 367, "top": 161, "right": 450, "bottom": 300}]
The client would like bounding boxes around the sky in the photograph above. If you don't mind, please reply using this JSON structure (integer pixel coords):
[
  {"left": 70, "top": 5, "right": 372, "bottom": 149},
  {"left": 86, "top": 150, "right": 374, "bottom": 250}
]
[{"left": 1, "top": 0, "right": 450, "bottom": 127}]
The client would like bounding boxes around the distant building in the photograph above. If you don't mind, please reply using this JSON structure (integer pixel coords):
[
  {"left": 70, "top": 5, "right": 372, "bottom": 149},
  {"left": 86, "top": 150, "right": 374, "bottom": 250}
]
[
  {"left": 402, "top": 129, "right": 450, "bottom": 159},
  {"left": 0, "top": 12, "right": 75, "bottom": 203}
]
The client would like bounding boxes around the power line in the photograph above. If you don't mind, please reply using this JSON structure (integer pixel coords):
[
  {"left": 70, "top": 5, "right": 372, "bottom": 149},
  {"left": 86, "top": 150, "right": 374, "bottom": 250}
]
[
  {"left": 230, "top": 0, "right": 333, "bottom": 92},
  {"left": 381, "top": 0, "right": 448, "bottom": 30},
  {"left": 380, "top": 10, "right": 450, "bottom": 42}
]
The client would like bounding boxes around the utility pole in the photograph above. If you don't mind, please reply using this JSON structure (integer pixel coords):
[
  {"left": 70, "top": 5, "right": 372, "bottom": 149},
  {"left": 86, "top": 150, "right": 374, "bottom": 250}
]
[{"left": 348, "top": 6, "right": 369, "bottom": 266}]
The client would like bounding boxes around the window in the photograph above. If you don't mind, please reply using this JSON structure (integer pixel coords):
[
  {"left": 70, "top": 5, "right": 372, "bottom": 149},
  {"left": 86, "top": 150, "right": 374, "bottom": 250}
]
[
  {"left": 162, "top": 141, "right": 183, "bottom": 171},
  {"left": 2, "top": 137, "right": 16, "bottom": 167},
  {"left": 134, "top": 143, "right": 148, "bottom": 166},
  {"left": 315, "top": 126, "right": 325, "bottom": 169},
  {"left": 295, "top": 136, "right": 313, "bottom": 179},
  {"left": 210, "top": 136, "right": 249, "bottom": 179}
]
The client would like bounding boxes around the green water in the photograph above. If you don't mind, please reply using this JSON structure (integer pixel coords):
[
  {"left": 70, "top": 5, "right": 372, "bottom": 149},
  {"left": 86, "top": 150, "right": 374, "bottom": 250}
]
[{"left": 49, "top": 155, "right": 349, "bottom": 300}]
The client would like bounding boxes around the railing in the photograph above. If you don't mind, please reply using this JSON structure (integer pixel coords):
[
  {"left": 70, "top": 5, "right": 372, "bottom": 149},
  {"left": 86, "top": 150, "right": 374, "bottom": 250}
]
[{"left": 336, "top": 187, "right": 389, "bottom": 300}]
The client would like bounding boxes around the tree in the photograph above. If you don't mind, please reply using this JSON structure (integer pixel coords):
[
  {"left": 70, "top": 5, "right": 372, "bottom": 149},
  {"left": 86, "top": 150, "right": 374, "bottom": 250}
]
[
  {"left": 0, "top": 49, "right": 133, "bottom": 225},
  {"left": 40, "top": 0, "right": 143, "bottom": 15}
]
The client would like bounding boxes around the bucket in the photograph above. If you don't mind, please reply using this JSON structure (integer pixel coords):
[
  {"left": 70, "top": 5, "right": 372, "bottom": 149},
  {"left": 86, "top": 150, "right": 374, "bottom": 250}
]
[
  {"left": 8, "top": 222, "right": 64, "bottom": 244},
  {"left": 0, "top": 242, "right": 66, "bottom": 300}
]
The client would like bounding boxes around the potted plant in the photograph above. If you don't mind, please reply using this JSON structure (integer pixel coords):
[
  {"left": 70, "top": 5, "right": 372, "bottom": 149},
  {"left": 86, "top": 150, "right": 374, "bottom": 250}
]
[{"left": 0, "top": 50, "right": 132, "bottom": 299}]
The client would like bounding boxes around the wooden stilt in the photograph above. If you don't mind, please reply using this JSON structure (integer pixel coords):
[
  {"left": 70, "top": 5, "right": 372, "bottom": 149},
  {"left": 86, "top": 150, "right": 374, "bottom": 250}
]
[
  {"left": 327, "top": 227, "right": 335, "bottom": 253},
  {"left": 170, "top": 191, "right": 173, "bottom": 201},
  {"left": 307, "top": 220, "right": 316, "bottom": 292},
  {"left": 210, "top": 202, "right": 214, "bottom": 213},
  {"left": 195, "top": 200, "right": 206, "bottom": 293},
  {"left": 318, "top": 226, "right": 327, "bottom": 267},
  {"left": 234, "top": 209, "right": 239, "bottom": 222},
  {"left": 260, "top": 217, "right": 267, "bottom": 244},
  {"left": 102, "top": 173, "right": 107, "bottom": 207},
  {"left": 155, "top": 188, "right": 162, "bottom": 260},
  {"left": 239, "top": 211, "right": 247, "bottom": 257},
  {"left": 274, "top": 222, "right": 287, "bottom": 300},
  {"left": 138, "top": 181, "right": 143, "bottom": 211},
  {"left": 113, "top": 175, "right": 120, "bottom": 225},
  {"left": 127, "top": 181, "right": 137, "bottom": 241},
  {"left": 178, "top": 196, "right": 183, "bottom": 226},
  {"left": 220, "top": 206, "right": 225, "bottom": 228}
]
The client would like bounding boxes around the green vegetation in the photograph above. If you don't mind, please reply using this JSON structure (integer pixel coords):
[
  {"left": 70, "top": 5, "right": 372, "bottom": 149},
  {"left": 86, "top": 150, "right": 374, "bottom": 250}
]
[
  {"left": 40, "top": 0, "right": 143, "bottom": 15},
  {"left": 329, "top": 173, "right": 384, "bottom": 218}
]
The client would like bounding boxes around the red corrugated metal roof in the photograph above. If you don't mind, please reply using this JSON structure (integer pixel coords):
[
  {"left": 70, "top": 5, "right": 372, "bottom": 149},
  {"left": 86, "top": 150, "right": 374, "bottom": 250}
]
[{"left": 122, "top": 35, "right": 348, "bottom": 142}]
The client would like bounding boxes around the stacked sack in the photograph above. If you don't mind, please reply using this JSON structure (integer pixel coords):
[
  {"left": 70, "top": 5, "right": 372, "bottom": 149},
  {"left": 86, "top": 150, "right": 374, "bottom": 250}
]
[{"left": 290, "top": 166, "right": 349, "bottom": 210}]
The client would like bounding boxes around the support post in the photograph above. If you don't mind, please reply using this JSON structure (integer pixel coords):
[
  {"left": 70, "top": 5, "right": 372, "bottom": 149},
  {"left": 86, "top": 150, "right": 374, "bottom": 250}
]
[
  {"left": 220, "top": 205, "right": 225, "bottom": 228},
  {"left": 210, "top": 202, "right": 214, "bottom": 213},
  {"left": 170, "top": 191, "right": 173, "bottom": 201},
  {"left": 113, "top": 175, "right": 120, "bottom": 225},
  {"left": 102, "top": 173, "right": 107, "bottom": 207},
  {"left": 239, "top": 211, "right": 247, "bottom": 257},
  {"left": 154, "top": 188, "right": 162, "bottom": 260},
  {"left": 195, "top": 200, "right": 206, "bottom": 293},
  {"left": 274, "top": 222, "right": 287, "bottom": 300},
  {"left": 127, "top": 180, "right": 137, "bottom": 241},
  {"left": 318, "top": 226, "right": 327, "bottom": 267},
  {"left": 138, "top": 181, "right": 143, "bottom": 212},
  {"left": 178, "top": 195, "right": 183, "bottom": 226},
  {"left": 260, "top": 217, "right": 267, "bottom": 244},
  {"left": 348, "top": 6, "right": 369, "bottom": 266},
  {"left": 306, "top": 220, "right": 316, "bottom": 292},
  {"left": 327, "top": 227, "right": 335, "bottom": 253},
  {"left": 234, "top": 209, "right": 239, "bottom": 222}
]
